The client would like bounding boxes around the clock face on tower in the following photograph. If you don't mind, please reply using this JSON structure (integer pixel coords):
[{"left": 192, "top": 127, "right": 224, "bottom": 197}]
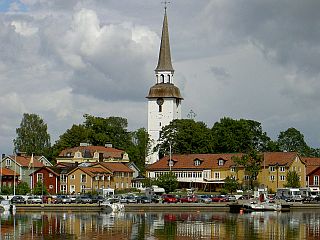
[{"left": 157, "top": 98, "right": 164, "bottom": 106}]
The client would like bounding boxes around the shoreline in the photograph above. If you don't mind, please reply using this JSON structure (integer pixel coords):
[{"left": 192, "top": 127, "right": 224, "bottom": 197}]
[{"left": 13, "top": 201, "right": 320, "bottom": 213}]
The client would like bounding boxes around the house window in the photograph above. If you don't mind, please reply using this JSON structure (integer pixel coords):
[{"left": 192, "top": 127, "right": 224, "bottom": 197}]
[
  {"left": 60, "top": 185, "right": 67, "bottom": 192},
  {"left": 279, "top": 167, "right": 285, "bottom": 172},
  {"left": 214, "top": 172, "right": 220, "bottom": 179},
  {"left": 280, "top": 175, "right": 285, "bottom": 181},
  {"left": 81, "top": 174, "right": 87, "bottom": 183},
  {"left": 244, "top": 175, "right": 250, "bottom": 180},
  {"left": 270, "top": 175, "right": 275, "bottom": 181},
  {"left": 37, "top": 173, "right": 43, "bottom": 182},
  {"left": 70, "top": 175, "right": 75, "bottom": 180},
  {"left": 314, "top": 176, "right": 319, "bottom": 186},
  {"left": 269, "top": 166, "right": 275, "bottom": 172},
  {"left": 194, "top": 160, "right": 201, "bottom": 166},
  {"left": 81, "top": 185, "right": 86, "bottom": 193},
  {"left": 169, "top": 160, "right": 174, "bottom": 167},
  {"left": 49, "top": 173, "right": 53, "bottom": 178},
  {"left": 6, "top": 159, "right": 11, "bottom": 167},
  {"left": 230, "top": 167, "right": 235, "bottom": 172},
  {"left": 49, "top": 185, "right": 53, "bottom": 189},
  {"left": 218, "top": 159, "right": 224, "bottom": 166}
]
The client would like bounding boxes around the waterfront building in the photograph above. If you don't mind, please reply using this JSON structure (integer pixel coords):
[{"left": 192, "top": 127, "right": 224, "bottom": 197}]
[
  {"left": 303, "top": 157, "right": 320, "bottom": 187},
  {"left": 56, "top": 143, "right": 129, "bottom": 164},
  {"left": 146, "top": 7, "right": 183, "bottom": 165},
  {"left": 1, "top": 153, "right": 52, "bottom": 188},
  {"left": 30, "top": 166, "right": 62, "bottom": 195},
  {"left": 146, "top": 152, "right": 306, "bottom": 192},
  {"left": 0, "top": 168, "right": 19, "bottom": 188}
]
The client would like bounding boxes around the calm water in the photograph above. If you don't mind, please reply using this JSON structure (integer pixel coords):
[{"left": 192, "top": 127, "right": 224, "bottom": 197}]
[{"left": 1, "top": 210, "right": 320, "bottom": 239}]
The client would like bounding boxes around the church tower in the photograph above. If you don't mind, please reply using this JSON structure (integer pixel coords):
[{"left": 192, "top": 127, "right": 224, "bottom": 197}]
[{"left": 146, "top": 8, "right": 183, "bottom": 165}]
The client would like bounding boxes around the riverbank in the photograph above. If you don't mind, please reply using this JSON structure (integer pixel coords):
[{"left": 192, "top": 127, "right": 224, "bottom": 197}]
[{"left": 13, "top": 201, "right": 320, "bottom": 213}]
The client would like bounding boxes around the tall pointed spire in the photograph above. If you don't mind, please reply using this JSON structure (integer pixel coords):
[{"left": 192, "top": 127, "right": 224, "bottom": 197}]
[{"left": 155, "top": 10, "right": 174, "bottom": 72}]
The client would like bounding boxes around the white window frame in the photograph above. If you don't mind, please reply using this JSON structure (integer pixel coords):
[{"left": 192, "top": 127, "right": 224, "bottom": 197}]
[
  {"left": 269, "top": 166, "right": 275, "bottom": 172},
  {"left": 314, "top": 175, "right": 319, "bottom": 186},
  {"left": 280, "top": 175, "right": 285, "bottom": 181},
  {"left": 279, "top": 166, "right": 285, "bottom": 172},
  {"left": 218, "top": 159, "right": 224, "bottom": 166},
  {"left": 270, "top": 175, "right": 275, "bottom": 181},
  {"left": 49, "top": 173, "right": 53, "bottom": 178},
  {"left": 214, "top": 172, "right": 220, "bottom": 180}
]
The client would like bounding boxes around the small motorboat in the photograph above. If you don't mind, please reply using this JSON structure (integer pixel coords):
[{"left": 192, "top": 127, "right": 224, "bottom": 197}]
[{"left": 0, "top": 200, "right": 16, "bottom": 214}]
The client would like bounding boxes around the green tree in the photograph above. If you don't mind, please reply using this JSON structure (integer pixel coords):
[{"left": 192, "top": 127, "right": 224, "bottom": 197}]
[
  {"left": 223, "top": 176, "right": 239, "bottom": 194},
  {"left": 126, "top": 128, "right": 151, "bottom": 173},
  {"left": 155, "top": 172, "right": 179, "bottom": 193},
  {"left": 277, "top": 128, "right": 311, "bottom": 156},
  {"left": 212, "top": 117, "right": 271, "bottom": 153},
  {"left": 284, "top": 171, "right": 300, "bottom": 188},
  {"left": 83, "top": 114, "right": 131, "bottom": 149},
  {"left": 232, "top": 150, "right": 263, "bottom": 190},
  {"left": 157, "top": 119, "right": 213, "bottom": 156},
  {"left": 32, "top": 181, "right": 48, "bottom": 195},
  {"left": 14, "top": 113, "right": 51, "bottom": 156},
  {"left": 16, "top": 181, "right": 31, "bottom": 195},
  {"left": 52, "top": 124, "right": 89, "bottom": 156},
  {"left": 1, "top": 185, "right": 12, "bottom": 195}
]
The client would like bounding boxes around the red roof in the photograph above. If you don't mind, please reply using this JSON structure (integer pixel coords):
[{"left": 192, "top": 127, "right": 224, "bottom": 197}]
[
  {"left": 59, "top": 146, "right": 124, "bottom": 158},
  {"left": 95, "top": 162, "right": 133, "bottom": 173},
  {"left": 147, "top": 152, "right": 300, "bottom": 171},
  {"left": 302, "top": 157, "right": 320, "bottom": 175},
  {"left": 0, "top": 168, "right": 19, "bottom": 176},
  {"left": 9, "top": 155, "right": 44, "bottom": 168}
]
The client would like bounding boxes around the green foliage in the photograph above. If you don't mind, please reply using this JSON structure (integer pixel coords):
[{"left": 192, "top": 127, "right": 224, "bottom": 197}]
[
  {"left": 232, "top": 150, "right": 262, "bottom": 190},
  {"left": 126, "top": 128, "right": 150, "bottom": 173},
  {"left": 1, "top": 185, "right": 12, "bottom": 195},
  {"left": 32, "top": 181, "right": 48, "bottom": 195},
  {"left": 223, "top": 176, "right": 239, "bottom": 194},
  {"left": 16, "top": 181, "right": 31, "bottom": 195},
  {"left": 157, "top": 119, "right": 214, "bottom": 156},
  {"left": 155, "top": 172, "right": 179, "bottom": 193},
  {"left": 14, "top": 113, "right": 51, "bottom": 156},
  {"left": 142, "top": 177, "right": 156, "bottom": 188},
  {"left": 211, "top": 118, "right": 271, "bottom": 153},
  {"left": 277, "top": 128, "right": 311, "bottom": 156},
  {"left": 284, "top": 171, "right": 301, "bottom": 188}
]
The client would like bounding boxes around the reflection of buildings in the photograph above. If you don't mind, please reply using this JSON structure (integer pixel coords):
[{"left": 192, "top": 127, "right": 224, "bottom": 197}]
[{"left": 2, "top": 211, "right": 320, "bottom": 239}]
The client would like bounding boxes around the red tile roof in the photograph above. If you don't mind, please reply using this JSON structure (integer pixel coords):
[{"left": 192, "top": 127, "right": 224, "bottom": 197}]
[
  {"left": 147, "top": 152, "right": 300, "bottom": 171},
  {"left": 302, "top": 157, "right": 320, "bottom": 175},
  {"left": 0, "top": 168, "right": 19, "bottom": 176},
  {"left": 95, "top": 162, "right": 133, "bottom": 173},
  {"left": 58, "top": 146, "right": 124, "bottom": 158},
  {"left": 9, "top": 155, "right": 44, "bottom": 168},
  {"left": 79, "top": 167, "right": 111, "bottom": 177}
]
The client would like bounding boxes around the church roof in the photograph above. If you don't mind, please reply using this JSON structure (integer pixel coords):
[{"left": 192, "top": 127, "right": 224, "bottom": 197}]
[
  {"left": 146, "top": 83, "right": 183, "bottom": 99},
  {"left": 155, "top": 11, "right": 174, "bottom": 72}
]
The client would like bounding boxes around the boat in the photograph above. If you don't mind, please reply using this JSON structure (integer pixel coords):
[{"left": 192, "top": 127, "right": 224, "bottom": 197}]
[
  {"left": 0, "top": 200, "right": 16, "bottom": 214},
  {"left": 101, "top": 200, "right": 125, "bottom": 213},
  {"left": 242, "top": 200, "right": 281, "bottom": 212}
]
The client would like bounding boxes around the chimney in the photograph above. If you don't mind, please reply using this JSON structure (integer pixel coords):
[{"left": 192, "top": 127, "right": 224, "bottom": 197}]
[
  {"left": 1, "top": 154, "right": 5, "bottom": 159},
  {"left": 105, "top": 143, "right": 112, "bottom": 148},
  {"left": 99, "top": 153, "right": 104, "bottom": 162}
]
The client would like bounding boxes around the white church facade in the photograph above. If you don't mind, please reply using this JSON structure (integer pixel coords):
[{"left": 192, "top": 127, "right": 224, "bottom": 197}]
[{"left": 146, "top": 9, "right": 183, "bottom": 165}]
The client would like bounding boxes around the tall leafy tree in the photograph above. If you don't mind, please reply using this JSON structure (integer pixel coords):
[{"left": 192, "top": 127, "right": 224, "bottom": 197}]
[
  {"left": 14, "top": 113, "right": 51, "bottom": 156},
  {"left": 156, "top": 119, "right": 213, "bottom": 156},
  {"left": 156, "top": 172, "right": 179, "bottom": 194},
  {"left": 277, "top": 127, "right": 311, "bottom": 156},
  {"left": 126, "top": 128, "right": 151, "bottom": 172},
  {"left": 211, "top": 117, "right": 271, "bottom": 153},
  {"left": 232, "top": 150, "right": 263, "bottom": 190},
  {"left": 223, "top": 176, "right": 239, "bottom": 194},
  {"left": 84, "top": 114, "right": 131, "bottom": 149},
  {"left": 284, "top": 171, "right": 300, "bottom": 188}
]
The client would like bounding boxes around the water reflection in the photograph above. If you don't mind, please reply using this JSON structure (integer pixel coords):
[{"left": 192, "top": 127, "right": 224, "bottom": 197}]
[{"left": 0, "top": 210, "right": 320, "bottom": 239}]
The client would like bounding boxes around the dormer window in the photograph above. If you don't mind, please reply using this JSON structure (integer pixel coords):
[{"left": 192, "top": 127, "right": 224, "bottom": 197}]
[
  {"left": 194, "top": 159, "right": 202, "bottom": 166},
  {"left": 218, "top": 159, "right": 224, "bottom": 166},
  {"left": 93, "top": 151, "right": 99, "bottom": 159},
  {"left": 74, "top": 151, "right": 82, "bottom": 159}
]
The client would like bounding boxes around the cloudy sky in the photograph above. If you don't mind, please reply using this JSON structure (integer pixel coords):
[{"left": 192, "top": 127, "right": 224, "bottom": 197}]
[{"left": 1, "top": 0, "right": 320, "bottom": 154}]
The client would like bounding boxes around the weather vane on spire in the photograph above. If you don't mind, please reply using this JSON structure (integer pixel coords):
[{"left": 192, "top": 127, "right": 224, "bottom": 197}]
[{"left": 162, "top": 1, "right": 170, "bottom": 12}]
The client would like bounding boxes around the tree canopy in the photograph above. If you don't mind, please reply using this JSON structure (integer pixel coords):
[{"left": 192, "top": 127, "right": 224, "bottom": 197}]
[
  {"left": 155, "top": 172, "right": 179, "bottom": 193},
  {"left": 284, "top": 170, "right": 301, "bottom": 188},
  {"left": 156, "top": 119, "right": 214, "bottom": 157},
  {"left": 14, "top": 113, "right": 51, "bottom": 156},
  {"left": 211, "top": 117, "right": 271, "bottom": 153}
]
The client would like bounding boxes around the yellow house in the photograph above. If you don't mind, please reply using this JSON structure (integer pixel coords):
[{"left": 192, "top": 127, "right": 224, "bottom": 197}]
[
  {"left": 67, "top": 166, "right": 111, "bottom": 194},
  {"left": 90, "top": 162, "right": 134, "bottom": 190}
]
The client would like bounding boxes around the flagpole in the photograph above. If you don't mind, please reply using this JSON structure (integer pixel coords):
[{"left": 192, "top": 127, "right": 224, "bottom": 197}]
[{"left": 14, "top": 152, "right": 16, "bottom": 196}]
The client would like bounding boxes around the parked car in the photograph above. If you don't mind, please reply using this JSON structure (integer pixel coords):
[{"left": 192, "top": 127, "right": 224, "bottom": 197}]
[
  {"left": 91, "top": 195, "right": 105, "bottom": 204},
  {"left": 68, "top": 195, "right": 77, "bottom": 203},
  {"left": 197, "top": 195, "right": 212, "bottom": 203},
  {"left": 136, "top": 196, "right": 152, "bottom": 203},
  {"left": 75, "top": 195, "right": 92, "bottom": 204},
  {"left": 162, "top": 194, "right": 178, "bottom": 203},
  {"left": 10, "top": 196, "right": 26, "bottom": 204},
  {"left": 151, "top": 195, "right": 161, "bottom": 203},
  {"left": 27, "top": 195, "right": 43, "bottom": 204},
  {"left": 211, "top": 195, "right": 228, "bottom": 202},
  {"left": 125, "top": 195, "right": 137, "bottom": 204},
  {"left": 55, "top": 195, "right": 72, "bottom": 204},
  {"left": 179, "top": 195, "right": 198, "bottom": 203},
  {"left": 226, "top": 195, "right": 237, "bottom": 202}
]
